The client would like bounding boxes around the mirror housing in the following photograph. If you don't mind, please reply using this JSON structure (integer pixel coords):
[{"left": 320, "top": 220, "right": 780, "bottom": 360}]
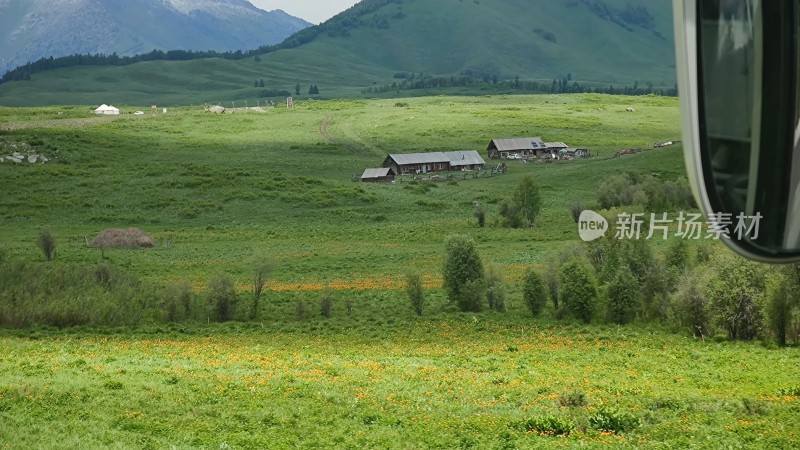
[{"left": 674, "top": 0, "right": 800, "bottom": 263}]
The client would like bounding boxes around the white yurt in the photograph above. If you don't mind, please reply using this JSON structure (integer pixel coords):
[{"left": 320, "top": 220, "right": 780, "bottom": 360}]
[{"left": 94, "top": 104, "right": 120, "bottom": 115}]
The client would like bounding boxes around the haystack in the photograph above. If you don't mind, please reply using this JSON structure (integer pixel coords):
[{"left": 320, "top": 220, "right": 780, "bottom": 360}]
[{"left": 91, "top": 228, "right": 155, "bottom": 248}]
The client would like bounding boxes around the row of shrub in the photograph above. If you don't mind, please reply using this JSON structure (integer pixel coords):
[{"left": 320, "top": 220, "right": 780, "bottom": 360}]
[
  {"left": 0, "top": 240, "right": 277, "bottom": 327},
  {"left": 437, "top": 231, "right": 800, "bottom": 346},
  {"left": 0, "top": 260, "right": 162, "bottom": 328},
  {"left": 0, "top": 236, "right": 382, "bottom": 327},
  {"left": 597, "top": 172, "right": 696, "bottom": 213},
  {"left": 474, "top": 173, "right": 690, "bottom": 231},
  {"left": 4, "top": 223, "right": 800, "bottom": 346}
]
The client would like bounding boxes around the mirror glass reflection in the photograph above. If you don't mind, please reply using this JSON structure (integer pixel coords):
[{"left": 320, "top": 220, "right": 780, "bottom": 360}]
[{"left": 698, "top": 0, "right": 800, "bottom": 256}]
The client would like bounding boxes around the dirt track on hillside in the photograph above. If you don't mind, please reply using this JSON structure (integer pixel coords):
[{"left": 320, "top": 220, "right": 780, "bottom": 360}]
[
  {"left": 318, "top": 115, "right": 383, "bottom": 156},
  {"left": 319, "top": 115, "right": 362, "bottom": 154}
]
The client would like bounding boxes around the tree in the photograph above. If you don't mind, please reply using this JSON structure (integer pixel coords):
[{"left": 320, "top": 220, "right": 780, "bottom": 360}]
[
  {"left": 671, "top": 270, "right": 710, "bottom": 338},
  {"left": 499, "top": 198, "right": 523, "bottom": 228},
  {"left": 295, "top": 83, "right": 301, "bottom": 96},
  {"left": 163, "top": 282, "right": 194, "bottom": 322},
  {"left": 606, "top": 267, "right": 638, "bottom": 324},
  {"left": 707, "top": 253, "right": 766, "bottom": 340},
  {"left": 588, "top": 237, "right": 664, "bottom": 317},
  {"left": 523, "top": 269, "right": 548, "bottom": 317},
  {"left": 207, "top": 274, "right": 237, "bottom": 322},
  {"left": 406, "top": 273, "right": 425, "bottom": 316},
  {"left": 543, "top": 270, "right": 560, "bottom": 310},
  {"left": 250, "top": 256, "right": 273, "bottom": 320},
  {"left": 259, "top": 79, "right": 265, "bottom": 88},
  {"left": 442, "top": 234, "right": 485, "bottom": 312},
  {"left": 37, "top": 229, "right": 56, "bottom": 261},
  {"left": 473, "top": 202, "right": 486, "bottom": 228},
  {"left": 559, "top": 259, "right": 599, "bottom": 323},
  {"left": 460, "top": 279, "right": 486, "bottom": 312},
  {"left": 500, "top": 175, "right": 542, "bottom": 228},
  {"left": 665, "top": 238, "right": 690, "bottom": 272},
  {"left": 485, "top": 265, "right": 506, "bottom": 312},
  {"left": 513, "top": 175, "right": 541, "bottom": 227},
  {"left": 767, "top": 265, "right": 800, "bottom": 346},
  {"left": 641, "top": 259, "right": 670, "bottom": 320}
]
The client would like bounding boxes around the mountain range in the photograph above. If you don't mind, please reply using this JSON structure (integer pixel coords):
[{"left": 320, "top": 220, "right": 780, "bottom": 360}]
[
  {"left": 0, "top": 0, "right": 677, "bottom": 106},
  {"left": 0, "top": 0, "right": 311, "bottom": 74}
]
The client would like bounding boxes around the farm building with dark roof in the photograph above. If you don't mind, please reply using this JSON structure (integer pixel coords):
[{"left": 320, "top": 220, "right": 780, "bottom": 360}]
[
  {"left": 360, "top": 167, "right": 396, "bottom": 182},
  {"left": 487, "top": 137, "right": 548, "bottom": 159},
  {"left": 545, "top": 142, "right": 569, "bottom": 151},
  {"left": 383, "top": 151, "right": 486, "bottom": 175}
]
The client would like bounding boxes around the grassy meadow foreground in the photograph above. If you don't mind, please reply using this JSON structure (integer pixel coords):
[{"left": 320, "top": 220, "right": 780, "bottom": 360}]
[
  {"left": 2, "top": 321, "right": 799, "bottom": 448},
  {"left": 1, "top": 94, "right": 799, "bottom": 448}
]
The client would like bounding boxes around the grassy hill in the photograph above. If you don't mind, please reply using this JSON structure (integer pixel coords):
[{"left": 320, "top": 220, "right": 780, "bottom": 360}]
[
  {"left": 0, "top": 93, "right": 683, "bottom": 287},
  {"left": 3, "top": 96, "right": 800, "bottom": 448},
  {"left": 304, "top": 0, "right": 675, "bottom": 84},
  {"left": 0, "top": 0, "right": 676, "bottom": 107}
]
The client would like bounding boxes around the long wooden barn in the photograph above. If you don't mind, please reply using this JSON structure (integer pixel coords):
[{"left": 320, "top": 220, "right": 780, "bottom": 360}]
[{"left": 383, "top": 151, "right": 486, "bottom": 175}]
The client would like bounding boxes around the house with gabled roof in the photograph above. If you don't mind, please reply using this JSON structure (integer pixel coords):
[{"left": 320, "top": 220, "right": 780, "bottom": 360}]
[
  {"left": 487, "top": 138, "right": 547, "bottom": 159},
  {"left": 360, "top": 167, "right": 396, "bottom": 182},
  {"left": 382, "top": 151, "right": 486, "bottom": 175}
]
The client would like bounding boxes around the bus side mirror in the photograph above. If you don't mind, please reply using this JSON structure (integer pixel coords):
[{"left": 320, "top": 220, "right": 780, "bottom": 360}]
[{"left": 674, "top": 0, "right": 800, "bottom": 262}]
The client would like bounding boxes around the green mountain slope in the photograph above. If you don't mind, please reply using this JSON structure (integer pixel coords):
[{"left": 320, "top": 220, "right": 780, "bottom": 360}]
[
  {"left": 0, "top": 0, "right": 310, "bottom": 75},
  {"left": 303, "top": 0, "right": 674, "bottom": 84},
  {"left": 0, "top": 0, "right": 676, "bottom": 106}
]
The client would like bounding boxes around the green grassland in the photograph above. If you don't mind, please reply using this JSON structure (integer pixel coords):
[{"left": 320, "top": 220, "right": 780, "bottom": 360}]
[
  {"left": 2, "top": 94, "right": 799, "bottom": 448},
  {"left": 0, "top": 94, "right": 682, "bottom": 289},
  {"left": 1, "top": 321, "right": 799, "bottom": 448}
]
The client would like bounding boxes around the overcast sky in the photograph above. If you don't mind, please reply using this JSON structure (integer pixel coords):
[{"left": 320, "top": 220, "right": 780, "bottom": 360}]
[{"left": 249, "top": 0, "right": 362, "bottom": 24}]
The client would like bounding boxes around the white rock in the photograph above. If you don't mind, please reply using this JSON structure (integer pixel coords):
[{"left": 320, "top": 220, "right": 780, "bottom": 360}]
[
  {"left": 28, "top": 155, "right": 38, "bottom": 163},
  {"left": 9, "top": 157, "right": 22, "bottom": 163},
  {"left": 0, "top": 158, "right": 4, "bottom": 163},
  {"left": 12, "top": 152, "right": 22, "bottom": 158},
  {"left": 40, "top": 156, "right": 49, "bottom": 163}
]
